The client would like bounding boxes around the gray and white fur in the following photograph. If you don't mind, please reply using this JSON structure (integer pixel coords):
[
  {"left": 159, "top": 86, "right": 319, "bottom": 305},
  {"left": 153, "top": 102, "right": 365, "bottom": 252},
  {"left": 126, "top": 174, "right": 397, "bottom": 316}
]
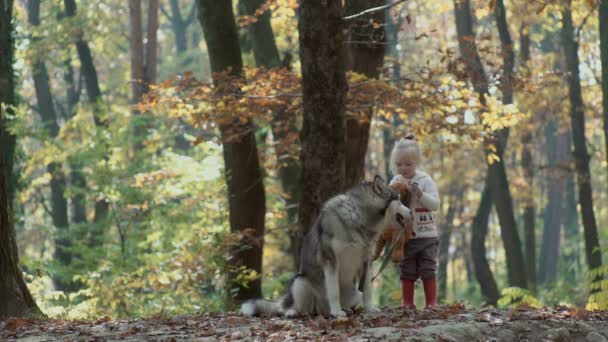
[{"left": 240, "top": 176, "right": 411, "bottom": 317}]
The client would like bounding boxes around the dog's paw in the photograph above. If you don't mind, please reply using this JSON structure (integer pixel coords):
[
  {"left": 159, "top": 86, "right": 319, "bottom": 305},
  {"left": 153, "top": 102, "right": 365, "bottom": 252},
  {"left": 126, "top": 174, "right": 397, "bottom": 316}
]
[
  {"left": 330, "top": 309, "right": 347, "bottom": 318},
  {"left": 284, "top": 308, "right": 298, "bottom": 318},
  {"left": 364, "top": 305, "right": 381, "bottom": 313}
]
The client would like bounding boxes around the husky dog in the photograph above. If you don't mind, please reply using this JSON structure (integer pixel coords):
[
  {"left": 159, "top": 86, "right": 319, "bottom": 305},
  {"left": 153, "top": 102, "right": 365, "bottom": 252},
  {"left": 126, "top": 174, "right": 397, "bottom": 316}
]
[{"left": 241, "top": 175, "right": 412, "bottom": 317}]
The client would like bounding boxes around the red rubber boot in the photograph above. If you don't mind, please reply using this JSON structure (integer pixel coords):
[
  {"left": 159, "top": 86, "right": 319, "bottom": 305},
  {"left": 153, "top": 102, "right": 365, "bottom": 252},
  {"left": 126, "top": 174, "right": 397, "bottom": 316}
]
[
  {"left": 401, "top": 279, "right": 416, "bottom": 309},
  {"left": 423, "top": 278, "right": 437, "bottom": 308}
]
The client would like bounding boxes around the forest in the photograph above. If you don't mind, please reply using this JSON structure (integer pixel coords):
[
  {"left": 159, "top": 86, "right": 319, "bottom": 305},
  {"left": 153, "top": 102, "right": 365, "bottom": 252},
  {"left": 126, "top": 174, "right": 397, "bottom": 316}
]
[{"left": 1, "top": 0, "right": 608, "bottom": 340}]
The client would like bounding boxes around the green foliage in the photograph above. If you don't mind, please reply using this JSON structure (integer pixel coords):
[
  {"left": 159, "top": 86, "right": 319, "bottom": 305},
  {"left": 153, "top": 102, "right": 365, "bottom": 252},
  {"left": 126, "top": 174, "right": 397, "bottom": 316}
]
[
  {"left": 498, "top": 287, "right": 542, "bottom": 308},
  {"left": 588, "top": 265, "right": 608, "bottom": 310}
]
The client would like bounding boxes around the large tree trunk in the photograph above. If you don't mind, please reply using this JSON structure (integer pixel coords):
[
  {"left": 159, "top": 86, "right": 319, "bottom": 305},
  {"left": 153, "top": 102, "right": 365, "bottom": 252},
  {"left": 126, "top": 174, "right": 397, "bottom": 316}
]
[
  {"left": 600, "top": 0, "right": 608, "bottom": 178},
  {"left": 0, "top": 0, "right": 40, "bottom": 317},
  {"left": 63, "top": 0, "right": 109, "bottom": 226},
  {"left": 491, "top": 0, "right": 528, "bottom": 290},
  {"left": 145, "top": 0, "right": 158, "bottom": 86},
  {"left": 343, "top": 0, "right": 386, "bottom": 189},
  {"left": 240, "top": 0, "right": 302, "bottom": 268},
  {"left": 519, "top": 23, "right": 536, "bottom": 292},
  {"left": 538, "top": 120, "right": 567, "bottom": 284},
  {"left": 296, "top": 0, "right": 347, "bottom": 264},
  {"left": 454, "top": 0, "right": 527, "bottom": 290},
  {"left": 198, "top": 0, "right": 266, "bottom": 305},
  {"left": 27, "top": 0, "right": 73, "bottom": 291},
  {"left": 471, "top": 180, "right": 500, "bottom": 305},
  {"left": 560, "top": 4, "right": 603, "bottom": 290},
  {"left": 0, "top": 0, "right": 17, "bottom": 205}
]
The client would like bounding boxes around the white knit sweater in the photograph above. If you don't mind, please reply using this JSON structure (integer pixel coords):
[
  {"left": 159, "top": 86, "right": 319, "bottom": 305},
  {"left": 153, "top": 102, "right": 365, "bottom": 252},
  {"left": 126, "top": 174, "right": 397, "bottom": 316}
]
[{"left": 389, "top": 171, "right": 440, "bottom": 238}]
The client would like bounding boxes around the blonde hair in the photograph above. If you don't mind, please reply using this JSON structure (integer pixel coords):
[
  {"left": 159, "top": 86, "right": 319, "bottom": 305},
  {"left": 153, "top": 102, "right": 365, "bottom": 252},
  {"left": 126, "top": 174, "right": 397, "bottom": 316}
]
[{"left": 389, "top": 136, "right": 423, "bottom": 176}]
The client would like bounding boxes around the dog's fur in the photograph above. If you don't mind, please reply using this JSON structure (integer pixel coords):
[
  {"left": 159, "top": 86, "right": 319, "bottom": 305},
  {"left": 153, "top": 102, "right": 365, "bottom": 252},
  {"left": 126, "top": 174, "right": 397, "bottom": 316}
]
[
  {"left": 373, "top": 182, "right": 416, "bottom": 262},
  {"left": 240, "top": 176, "right": 411, "bottom": 317}
]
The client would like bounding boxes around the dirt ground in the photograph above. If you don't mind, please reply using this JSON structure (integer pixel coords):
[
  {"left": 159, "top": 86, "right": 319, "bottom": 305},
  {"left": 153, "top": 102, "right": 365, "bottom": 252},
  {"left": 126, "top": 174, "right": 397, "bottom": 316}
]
[{"left": 2, "top": 305, "right": 608, "bottom": 341}]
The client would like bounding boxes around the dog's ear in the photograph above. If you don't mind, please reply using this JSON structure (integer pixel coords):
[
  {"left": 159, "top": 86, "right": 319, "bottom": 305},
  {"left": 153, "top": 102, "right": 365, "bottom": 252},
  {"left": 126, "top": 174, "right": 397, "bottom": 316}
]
[{"left": 373, "top": 175, "right": 386, "bottom": 194}]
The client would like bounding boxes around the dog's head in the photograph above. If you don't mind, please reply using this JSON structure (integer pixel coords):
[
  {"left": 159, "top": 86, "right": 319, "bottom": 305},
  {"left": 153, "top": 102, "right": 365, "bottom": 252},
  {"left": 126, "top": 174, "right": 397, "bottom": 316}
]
[{"left": 369, "top": 176, "right": 412, "bottom": 230}]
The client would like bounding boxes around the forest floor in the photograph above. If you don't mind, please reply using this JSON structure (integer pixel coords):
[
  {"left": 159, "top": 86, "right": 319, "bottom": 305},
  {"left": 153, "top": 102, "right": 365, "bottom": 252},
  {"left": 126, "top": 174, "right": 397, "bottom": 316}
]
[{"left": 2, "top": 304, "right": 608, "bottom": 341}]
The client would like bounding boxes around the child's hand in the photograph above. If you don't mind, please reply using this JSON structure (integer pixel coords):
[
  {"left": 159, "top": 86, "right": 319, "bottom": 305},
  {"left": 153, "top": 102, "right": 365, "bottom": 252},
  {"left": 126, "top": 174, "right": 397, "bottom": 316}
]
[{"left": 405, "top": 182, "right": 423, "bottom": 199}]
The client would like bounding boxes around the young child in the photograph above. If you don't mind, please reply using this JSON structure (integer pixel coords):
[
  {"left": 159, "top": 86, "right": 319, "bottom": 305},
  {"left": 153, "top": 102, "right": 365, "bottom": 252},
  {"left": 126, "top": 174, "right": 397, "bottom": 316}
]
[{"left": 389, "top": 135, "right": 440, "bottom": 309}]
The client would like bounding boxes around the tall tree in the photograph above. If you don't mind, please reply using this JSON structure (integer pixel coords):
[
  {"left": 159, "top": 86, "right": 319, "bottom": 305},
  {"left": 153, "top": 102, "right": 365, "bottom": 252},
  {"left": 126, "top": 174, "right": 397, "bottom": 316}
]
[
  {"left": 491, "top": 0, "right": 528, "bottom": 290},
  {"left": 240, "top": 0, "right": 302, "bottom": 267},
  {"left": 63, "top": 0, "right": 109, "bottom": 226},
  {"left": 297, "top": 0, "right": 347, "bottom": 262},
  {"left": 0, "top": 0, "right": 40, "bottom": 317},
  {"left": 129, "top": 0, "right": 158, "bottom": 145},
  {"left": 601, "top": 0, "right": 608, "bottom": 177},
  {"left": 560, "top": 2, "right": 603, "bottom": 290},
  {"left": 26, "top": 0, "right": 72, "bottom": 291},
  {"left": 0, "top": 0, "right": 17, "bottom": 204},
  {"left": 197, "top": 0, "right": 266, "bottom": 304},
  {"left": 160, "top": 0, "right": 197, "bottom": 65},
  {"left": 438, "top": 185, "right": 464, "bottom": 303},
  {"left": 343, "top": 0, "right": 386, "bottom": 189},
  {"left": 538, "top": 120, "right": 568, "bottom": 284},
  {"left": 453, "top": 0, "right": 527, "bottom": 291},
  {"left": 518, "top": 20, "right": 536, "bottom": 292}
]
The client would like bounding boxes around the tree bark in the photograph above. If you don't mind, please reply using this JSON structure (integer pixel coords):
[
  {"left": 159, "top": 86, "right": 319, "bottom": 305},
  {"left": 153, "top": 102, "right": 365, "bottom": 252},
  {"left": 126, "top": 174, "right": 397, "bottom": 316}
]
[
  {"left": 538, "top": 120, "right": 566, "bottom": 285},
  {"left": 62, "top": 57, "right": 87, "bottom": 224},
  {"left": 296, "top": 0, "right": 347, "bottom": 264},
  {"left": 145, "top": 0, "right": 158, "bottom": 86},
  {"left": 343, "top": 0, "right": 386, "bottom": 189},
  {"left": 0, "top": 0, "right": 40, "bottom": 317},
  {"left": 600, "top": 0, "right": 608, "bottom": 179},
  {"left": 453, "top": 0, "right": 527, "bottom": 289},
  {"left": 198, "top": 0, "right": 266, "bottom": 305},
  {"left": 63, "top": 0, "right": 109, "bottom": 226},
  {"left": 471, "top": 180, "right": 500, "bottom": 305},
  {"left": 560, "top": 4, "right": 603, "bottom": 289},
  {"left": 438, "top": 186, "right": 463, "bottom": 303},
  {"left": 240, "top": 0, "right": 302, "bottom": 268},
  {"left": 27, "top": 0, "right": 73, "bottom": 290},
  {"left": 129, "top": 0, "right": 145, "bottom": 104},
  {"left": 519, "top": 23, "right": 536, "bottom": 292},
  {"left": 491, "top": 0, "right": 528, "bottom": 290},
  {"left": 0, "top": 0, "right": 17, "bottom": 205}
]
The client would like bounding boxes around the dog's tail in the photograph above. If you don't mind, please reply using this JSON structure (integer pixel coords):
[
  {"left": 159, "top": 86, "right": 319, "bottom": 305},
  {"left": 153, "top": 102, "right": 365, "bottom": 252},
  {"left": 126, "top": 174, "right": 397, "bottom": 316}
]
[{"left": 240, "top": 299, "right": 282, "bottom": 316}]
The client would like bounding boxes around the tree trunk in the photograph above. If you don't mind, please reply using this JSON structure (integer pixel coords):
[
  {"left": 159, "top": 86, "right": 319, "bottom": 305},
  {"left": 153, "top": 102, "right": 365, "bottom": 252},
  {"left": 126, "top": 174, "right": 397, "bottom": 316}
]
[
  {"left": 560, "top": 4, "right": 603, "bottom": 290},
  {"left": 343, "top": 0, "right": 386, "bottom": 189},
  {"left": 471, "top": 180, "right": 500, "bottom": 305},
  {"left": 296, "top": 0, "right": 347, "bottom": 264},
  {"left": 562, "top": 155, "right": 580, "bottom": 282},
  {"left": 519, "top": 23, "right": 536, "bottom": 292},
  {"left": 198, "top": 0, "right": 266, "bottom": 305},
  {"left": 27, "top": 0, "right": 73, "bottom": 291},
  {"left": 538, "top": 120, "right": 566, "bottom": 285},
  {"left": 240, "top": 0, "right": 302, "bottom": 268},
  {"left": 0, "top": 0, "right": 40, "bottom": 317},
  {"left": 129, "top": 0, "right": 145, "bottom": 104},
  {"left": 162, "top": 0, "right": 196, "bottom": 63},
  {"left": 454, "top": 0, "right": 527, "bottom": 289},
  {"left": 62, "top": 57, "right": 87, "bottom": 224},
  {"left": 0, "top": 0, "right": 17, "bottom": 205},
  {"left": 63, "top": 0, "right": 109, "bottom": 226},
  {"left": 438, "top": 186, "right": 463, "bottom": 303},
  {"left": 145, "top": 0, "right": 158, "bottom": 86},
  {"left": 600, "top": 0, "right": 608, "bottom": 179}
]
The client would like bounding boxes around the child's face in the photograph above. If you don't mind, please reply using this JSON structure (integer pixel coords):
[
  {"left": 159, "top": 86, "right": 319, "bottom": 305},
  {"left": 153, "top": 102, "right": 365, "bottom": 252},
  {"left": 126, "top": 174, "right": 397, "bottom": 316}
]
[{"left": 395, "top": 152, "right": 417, "bottom": 178}]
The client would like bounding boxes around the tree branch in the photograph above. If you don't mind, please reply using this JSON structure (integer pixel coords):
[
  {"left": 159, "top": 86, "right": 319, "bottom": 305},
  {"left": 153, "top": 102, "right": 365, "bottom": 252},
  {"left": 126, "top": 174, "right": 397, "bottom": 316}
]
[
  {"left": 342, "top": 0, "right": 407, "bottom": 21},
  {"left": 185, "top": 1, "right": 197, "bottom": 26},
  {"left": 159, "top": 2, "right": 172, "bottom": 22}
]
